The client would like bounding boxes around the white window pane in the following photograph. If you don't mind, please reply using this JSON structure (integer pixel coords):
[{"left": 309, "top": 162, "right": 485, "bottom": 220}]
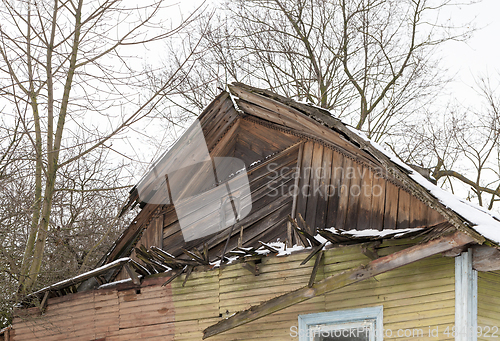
[{"left": 309, "top": 321, "right": 374, "bottom": 341}]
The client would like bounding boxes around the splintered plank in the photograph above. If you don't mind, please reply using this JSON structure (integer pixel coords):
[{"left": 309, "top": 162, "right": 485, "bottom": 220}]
[
  {"left": 384, "top": 182, "right": 400, "bottom": 230},
  {"left": 326, "top": 150, "right": 344, "bottom": 228},
  {"left": 356, "top": 167, "right": 374, "bottom": 230},
  {"left": 397, "top": 189, "right": 411, "bottom": 229},
  {"left": 294, "top": 141, "right": 314, "bottom": 221},
  {"left": 370, "top": 175, "right": 386, "bottom": 231},
  {"left": 335, "top": 156, "right": 352, "bottom": 230},
  {"left": 344, "top": 162, "right": 363, "bottom": 230},
  {"left": 305, "top": 143, "right": 324, "bottom": 234},
  {"left": 315, "top": 147, "right": 333, "bottom": 230}
]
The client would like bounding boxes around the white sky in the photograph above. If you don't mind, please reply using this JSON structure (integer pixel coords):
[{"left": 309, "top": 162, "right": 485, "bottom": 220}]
[
  {"left": 440, "top": 0, "right": 500, "bottom": 107},
  {"left": 130, "top": 0, "right": 500, "bottom": 169}
]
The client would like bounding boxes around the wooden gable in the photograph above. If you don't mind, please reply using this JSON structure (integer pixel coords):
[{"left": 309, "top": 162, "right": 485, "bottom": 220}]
[{"left": 109, "top": 83, "right": 450, "bottom": 272}]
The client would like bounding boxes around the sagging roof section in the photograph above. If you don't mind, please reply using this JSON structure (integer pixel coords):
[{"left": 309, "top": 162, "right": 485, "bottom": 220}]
[
  {"left": 228, "top": 83, "right": 495, "bottom": 244},
  {"left": 20, "top": 82, "right": 500, "bottom": 307}
]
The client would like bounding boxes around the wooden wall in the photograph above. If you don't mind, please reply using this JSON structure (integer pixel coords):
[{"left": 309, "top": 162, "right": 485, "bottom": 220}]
[
  {"left": 161, "top": 136, "right": 301, "bottom": 259},
  {"left": 478, "top": 271, "right": 500, "bottom": 341},
  {"left": 295, "top": 140, "right": 445, "bottom": 234},
  {"left": 12, "top": 239, "right": 456, "bottom": 340}
]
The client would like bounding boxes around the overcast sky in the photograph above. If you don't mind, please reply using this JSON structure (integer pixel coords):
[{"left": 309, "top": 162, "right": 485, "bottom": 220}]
[
  {"left": 177, "top": 0, "right": 500, "bottom": 108},
  {"left": 441, "top": 0, "right": 500, "bottom": 106}
]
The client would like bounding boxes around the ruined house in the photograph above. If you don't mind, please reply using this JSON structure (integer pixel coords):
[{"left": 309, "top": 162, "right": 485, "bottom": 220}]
[{"left": 5, "top": 83, "right": 500, "bottom": 341}]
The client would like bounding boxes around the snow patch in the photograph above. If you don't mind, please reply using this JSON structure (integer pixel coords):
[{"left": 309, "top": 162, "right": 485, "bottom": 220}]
[
  {"left": 326, "top": 227, "right": 423, "bottom": 238},
  {"left": 409, "top": 171, "right": 500, "bottom": 244},
  {"left": 228, "top": 90, "right": 244, "bottom": 114},
  {"left": 263, "top": 241, "right": 307, "bottom": 256},
  {"left": 210, "top": 256, "right": 239, "bottom": 268},
  {"left": 98, "top": 278, "right": 134, "bottom": 289}
]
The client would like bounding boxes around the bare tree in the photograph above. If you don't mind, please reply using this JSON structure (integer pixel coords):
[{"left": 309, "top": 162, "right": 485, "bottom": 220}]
[
  {"left": 167, "top": 0, "right": 470, "bottom": 140},
  {"left": 0, "top": 140, "right": 134, "bottom": 325},
  {"left": 0, "top": 0, "right": 205, "bottom": 294},
  {"left": 397, "top": 74, "right": 500, "bottom": 211}
]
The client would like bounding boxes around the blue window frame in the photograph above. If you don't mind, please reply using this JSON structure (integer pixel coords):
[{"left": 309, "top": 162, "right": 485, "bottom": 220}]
[{"left": 298, "top": 306, "right": 383, "bottom": 341}]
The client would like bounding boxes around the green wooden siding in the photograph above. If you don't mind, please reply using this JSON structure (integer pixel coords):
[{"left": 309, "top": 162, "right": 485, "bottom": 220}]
[
  {"left": 179, "top": 239, "right": 456, "bottom": 341},
  {"left": 12, "top": 238, "right": 457, "bottom": 340},
  {"left": 478, "top": 270, "right": 500, "bottom": 341}
]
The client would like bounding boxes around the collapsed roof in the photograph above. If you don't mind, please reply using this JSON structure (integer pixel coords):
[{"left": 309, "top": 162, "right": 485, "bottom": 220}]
[{"left": 22, "top": 82, "right": 500, "bottom": 306}]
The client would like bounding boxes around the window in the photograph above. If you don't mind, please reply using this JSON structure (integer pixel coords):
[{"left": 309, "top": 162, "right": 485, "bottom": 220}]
[{"left": 298, "top": 306, "right": 383, "bottom": 341}]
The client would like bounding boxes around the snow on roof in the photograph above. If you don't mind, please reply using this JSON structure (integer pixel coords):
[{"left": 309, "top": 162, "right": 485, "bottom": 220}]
[
  {"left": 345, "top": 125, "right": 500, "bottom": 245},
  {"left": 98, "top": 277, "right": 134, "bottom": 289},
  {"left": 326, "top": 227, "right": 424, "bottom": 239}
]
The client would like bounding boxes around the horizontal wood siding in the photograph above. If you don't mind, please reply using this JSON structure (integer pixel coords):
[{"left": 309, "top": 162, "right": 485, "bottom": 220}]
[
  {"left": 12, "top": 290, "right": 120, "bottom": 340},
  {"left": 12, "top": 239, "right": 456, "bottom": 340},
  {"left": 478, "top": 270, "right": 500, "bottom": 341}
]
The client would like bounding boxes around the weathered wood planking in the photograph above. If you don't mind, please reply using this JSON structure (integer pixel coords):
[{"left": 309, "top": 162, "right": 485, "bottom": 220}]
[
  {"left": 237, "top": 118, "right": 300, "bottom": 160},
  {"left": 203, "top": 232, "right": 471, "bottom": 338},
  {"left": 294, "top": 141, "right": 314, "bottom": 224},
  {"left": 229, "top": 85, "right": 381, "bottom": 167},
  {"left": 357, "top": 168, "right": 374, "bottom": 230},
  {"left": 314, "top": 147, "right": 333, "bottom": 230},
  {"left": 334, "top": 156, "right": 352, "bottom": 230},
  {"left": 325, "top": 150, "right": 344, "bottom": 228},
  {"left": 384, "top": 182, "right": 400, "bottom": 230},
  {"left": 478, "top": 270, "right": 500, "bottom": 341},
  {"left": 107, "top": 203, "right": 160, "bottom": 262},
  {"left": 428, "top": 205, "right": 446, "bottom": 225},
  {"left": 153, "top": 121, "right": 300, "bottom": 258},
  {"left": 12, "top": 290, "right": 120, "bottom": 340},
  {"left": 344, "top": 163, "right": 363, "bottom": 230},
  {"left": 371, "top": 174, "right": 386, "bottom": 231},
  {"left": 409, "top": 195, "right": 427, "bottom": 227},
  {"left": 287, "top": 143, "right": 433, "bottom": 232},
  {"left": 397, "top": 189, "right": 411, "bottom": 229},
  {"left": 160, "top": 144, "right": 300, "bottom": 258},
  {"left": 113, "top": 90, "right": 450, "bottom": 272},
  {"left": 304, "top": 143, "right": 324, "bottom": 234},
  {"left": 12, "top": 238, "right": 459, "bottom": 341}
]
